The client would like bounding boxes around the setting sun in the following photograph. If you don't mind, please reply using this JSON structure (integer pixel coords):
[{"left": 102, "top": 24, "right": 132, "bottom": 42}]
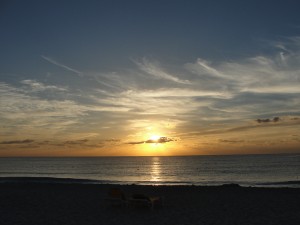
[{"left": 149, "top": 135, "right": 160, "bottom": 142}]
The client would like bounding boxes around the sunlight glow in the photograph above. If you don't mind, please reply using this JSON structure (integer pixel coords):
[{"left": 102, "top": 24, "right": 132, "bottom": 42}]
[
  {"left": 149, "top": 135, "right": 160, "bottom": 141},
  {"left": 150, "top": 157, "right": 161, "bottom": 182}
]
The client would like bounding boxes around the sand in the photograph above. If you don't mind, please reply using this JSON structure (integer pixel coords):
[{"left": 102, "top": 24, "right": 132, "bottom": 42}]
[{"left": 0, "top": 178, "right": 299, "bottom": 225}]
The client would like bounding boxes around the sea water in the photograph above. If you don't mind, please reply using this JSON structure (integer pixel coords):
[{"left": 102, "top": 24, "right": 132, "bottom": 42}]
[{"left": 0, "top": 154, "right": 299, "bottom": 187}]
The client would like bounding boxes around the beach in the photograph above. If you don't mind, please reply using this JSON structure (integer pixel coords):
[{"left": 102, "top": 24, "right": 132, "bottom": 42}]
[{"left": 0, "top": 178, "right": 299, "bottom": 225}]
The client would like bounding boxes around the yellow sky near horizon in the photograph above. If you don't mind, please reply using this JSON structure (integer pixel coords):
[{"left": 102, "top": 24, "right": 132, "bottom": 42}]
[{"left": 1, "top": 116, "right": 299, "bottom": 157}]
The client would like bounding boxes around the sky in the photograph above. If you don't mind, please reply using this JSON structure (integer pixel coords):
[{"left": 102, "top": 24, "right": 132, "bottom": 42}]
[{"left": 1, "top": 0, "right": 300, "bottom": 156}]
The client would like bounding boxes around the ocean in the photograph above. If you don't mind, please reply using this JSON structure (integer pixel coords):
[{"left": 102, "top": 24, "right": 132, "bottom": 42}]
[{"left": 0, "top": 154, "right": 299, "bottom": 187}]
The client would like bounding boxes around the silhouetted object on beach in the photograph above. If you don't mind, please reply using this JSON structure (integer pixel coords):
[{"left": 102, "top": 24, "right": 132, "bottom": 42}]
[
  {"left": 129, "top": 194, "right": 163, "bottom": 209},
  {"left": 105, "top": 187, "right": 163, "bottom": 209},
  {"left": 105, "top": 187, "right": 127, "bottom": 207}
]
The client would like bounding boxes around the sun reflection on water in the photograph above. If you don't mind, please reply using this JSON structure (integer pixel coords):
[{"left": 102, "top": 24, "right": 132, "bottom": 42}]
[{"left": 150, "top": 157, "right": 161, "bottom": 183}]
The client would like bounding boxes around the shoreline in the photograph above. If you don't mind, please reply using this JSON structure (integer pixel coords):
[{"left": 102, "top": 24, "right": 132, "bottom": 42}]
[
  {"left": 1, "top": 177, "right": 300, "bottom": 225},
  {"left": 0, "top": 176, "right": 300, "bottom": 188}
]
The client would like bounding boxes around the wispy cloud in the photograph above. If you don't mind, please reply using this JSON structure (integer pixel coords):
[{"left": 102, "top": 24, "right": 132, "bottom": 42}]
[
  {"left": 21, "top": 80, "right": 68, "bottom": 92},
  {"left": 121, "top": 88, "right": 230, "bottom": 98},
  {"left": 0, "top": 139, "right": 34, "bottom": 144},
  {"left": 0, "top": 82, "right": 88, "bottom": 139},
  {"left": 179, "top": 116, "right": 300, "bottom": 139},
  {"left": 128, "top": 136, "right": 174, "bottom": 145},
  {"left": 134, "top": 58, "right": 191, "bottom": 84},
  {"left": 41, "top": 55, "right": 82, "bottom": 75},
  {"left": 191, "top": 58, "right": 230, "bottom": 79}
]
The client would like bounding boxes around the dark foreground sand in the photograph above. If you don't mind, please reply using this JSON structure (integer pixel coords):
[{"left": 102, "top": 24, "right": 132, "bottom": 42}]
[{"left": 0, "top": 178, "right": 299, "bottom": 225}]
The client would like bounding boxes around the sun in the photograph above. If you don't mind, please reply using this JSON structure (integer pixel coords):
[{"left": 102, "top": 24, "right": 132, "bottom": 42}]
[
  {"left": 136, "top": 133, "right": 174, "bottom": 156},
  {"left": 149, "top": 135, "right": 160, "bottom": 142}
]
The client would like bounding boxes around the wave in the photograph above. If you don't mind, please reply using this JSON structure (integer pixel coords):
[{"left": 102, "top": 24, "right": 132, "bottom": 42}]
[
  {"left": 0, "top": 177, "right": 229, "bottom": 186},
  {"left": 256, "top": 180, "right": 300, "bottom": 186},
  {"left": 0, "top": 172, "right": 105, "bottom": 175},
  {"left": 0, "top": 177, "right": 104, "bottom": 184},
  {"left": 1, "top": 177, "right": 299, "bottom": 188},
  {"left": 0, "top": 177, "right": 195, "bottom": 186}
]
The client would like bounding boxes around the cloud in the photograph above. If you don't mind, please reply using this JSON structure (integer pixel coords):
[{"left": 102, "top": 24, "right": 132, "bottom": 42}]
[
  {"left": 64, "top": 139, "right": 89, "bottom": 145},
  {"left": 39, "top": 36, "right": 300, "bottom": 128},
  {"left": 122, "top": 88, "right": 230, "bottom": 98},
  {"left": 256, "top": 117, "right": 280, "bottom": 123},
  {"left": 127, "top": 136, "right": 174, "bottom": 144},
  {"left": 184, "top": 37, "right": 300, "bottom": 101},
  {"left": 190, "top": 58, "right": 231, "bottom": 79},
  {"left": 42, "top": 55, "right": 82, "bottom": 75},
  {"left": 0, "top": 139, "right": 34, "bottom": 144},
  {"left": 96, "top": 90, "right": 204, "bottom": 115},
  {"left": 146, "top": 136, "right": 173, "bottom": 143},
  {"left": 178, "top": 115, "right": 300, "bottom": 139},
  {"left": 134, "top": 58, "right": 191, "bottom": 84},
  {"left": 219, "top": 139, "right": 244, "bottom": 144},
  {"left": 21, "top": 80, "right": 68, "bottom": 92},
  {"left": 290, "top": 117, "right": 300, "bottom": 120},
  {"left": 0, "top": 82, "right": 90, "bottom": 139},
  {"left": 104, "top": 139, "right": 121, "bottom": 142},
  {"left": 127, "top": 141, "right": 145, "bottom": 145}
]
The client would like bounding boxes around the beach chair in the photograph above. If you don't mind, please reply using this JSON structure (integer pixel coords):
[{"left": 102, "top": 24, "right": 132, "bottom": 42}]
[
  {"left": 105, "top": 187, "right": 127, "bottom": 207},
  {"left": 129, "top": 194, "right": 163, "bottom": 209}
]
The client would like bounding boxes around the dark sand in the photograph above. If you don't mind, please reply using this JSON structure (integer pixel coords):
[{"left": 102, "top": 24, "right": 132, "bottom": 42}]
[{"left": 0, "top": 178, "right": 299, "bottom": 225}]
